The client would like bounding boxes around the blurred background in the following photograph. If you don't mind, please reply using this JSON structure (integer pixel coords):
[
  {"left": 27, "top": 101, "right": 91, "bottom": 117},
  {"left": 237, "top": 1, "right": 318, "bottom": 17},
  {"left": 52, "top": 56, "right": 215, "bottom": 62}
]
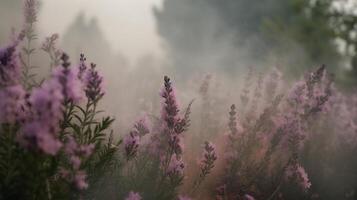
[
  {"left": 1, "top": 0, "right": 357, "bottom": 84},
  {"left": 1, "top": 0, "right": 357, "bottom": 136}
]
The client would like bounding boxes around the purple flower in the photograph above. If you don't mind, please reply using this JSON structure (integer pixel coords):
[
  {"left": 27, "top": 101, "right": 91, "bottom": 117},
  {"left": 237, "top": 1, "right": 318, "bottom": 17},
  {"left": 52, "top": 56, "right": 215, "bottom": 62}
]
[
  {"left": 19, "top": 79, "right": 64, "bottom": 155},
  {"left": 148, "top": 76, "right": 189, "bottom": 158},
  {"left": 0, "top": 44, "right": 21, "bottom": 86},
  {"left": 52, "top": 54, "right": 84, "bottom": 102},
  {"left": 167, "top": 154, "right": 185, "bottom": 176},
  {"left": 125, "top": 191, "right": 142, "bottom": 200},
  {"left": 160, "top": 76, "right": 180, "bottom": 130},
  {"left": 20, "top": 121, "right": 62, "bottom": 155},
  {"left": 84, "top": 63, "right": 104, "bottom": 102},
  {"left": 0, "top": 85, "right": 26, "bottom": 123}
]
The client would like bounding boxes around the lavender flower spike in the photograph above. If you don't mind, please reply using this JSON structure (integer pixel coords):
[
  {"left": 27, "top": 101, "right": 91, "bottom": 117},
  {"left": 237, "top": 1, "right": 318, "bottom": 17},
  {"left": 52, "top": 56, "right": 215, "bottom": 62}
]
[
  {"left": 161, "top": 75, "right": 180, "bottom": 130},
  {"left": 85, "top": 63, "right": 104, "bottom": 102}
]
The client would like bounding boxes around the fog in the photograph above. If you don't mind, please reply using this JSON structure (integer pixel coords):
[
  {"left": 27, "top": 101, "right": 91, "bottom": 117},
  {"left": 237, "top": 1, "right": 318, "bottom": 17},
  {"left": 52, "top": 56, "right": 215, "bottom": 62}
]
[{"left": 38, "top": 0, "right": 164, "bottom": 62}]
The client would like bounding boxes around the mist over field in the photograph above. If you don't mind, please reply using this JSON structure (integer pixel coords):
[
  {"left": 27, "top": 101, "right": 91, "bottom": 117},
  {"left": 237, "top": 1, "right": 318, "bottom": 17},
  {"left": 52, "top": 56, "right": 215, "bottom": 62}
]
[{"left": 0, "top": 0, "right": 357, "bottom": 200}]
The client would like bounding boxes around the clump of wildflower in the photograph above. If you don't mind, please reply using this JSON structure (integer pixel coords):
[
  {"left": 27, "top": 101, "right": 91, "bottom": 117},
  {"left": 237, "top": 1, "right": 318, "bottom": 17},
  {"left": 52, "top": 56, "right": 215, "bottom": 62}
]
[
  {"left": 19, "top": 78, "right": 63, "bottom": 155},
  {"left": 124, "top": 132, "right": 140, "bottom": 160},
  {"left": 84, "top": 63, "right": 104, "bottom": 102},
  {"left": 125, "top": 191, "right": 142, "bottom": 200}
]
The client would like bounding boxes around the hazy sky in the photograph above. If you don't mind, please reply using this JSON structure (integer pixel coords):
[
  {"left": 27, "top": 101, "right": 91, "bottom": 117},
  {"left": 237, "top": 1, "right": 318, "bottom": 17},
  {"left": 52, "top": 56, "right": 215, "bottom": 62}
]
[{"left": 38, "top": 0, "right": 164, "bottom": 62}]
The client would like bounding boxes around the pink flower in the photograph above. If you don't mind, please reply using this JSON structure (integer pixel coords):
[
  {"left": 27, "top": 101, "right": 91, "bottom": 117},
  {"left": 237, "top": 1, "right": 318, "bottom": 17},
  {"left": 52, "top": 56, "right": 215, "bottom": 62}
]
[
  {"left": 167, "top": 154, "right": 185, "bottom": 176},
  {"left": 296, "top": 165, "right": 311, "bottom": 190}
]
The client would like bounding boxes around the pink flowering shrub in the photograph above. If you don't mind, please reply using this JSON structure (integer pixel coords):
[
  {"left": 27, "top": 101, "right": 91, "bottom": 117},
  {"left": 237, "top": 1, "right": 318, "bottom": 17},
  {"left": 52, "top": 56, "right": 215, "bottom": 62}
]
[
  {"left": 111, "top": 75, "right": 216, "bottom": 200},
  {"left": 213, "top": 66, "right": 332, "bottom": 200}
]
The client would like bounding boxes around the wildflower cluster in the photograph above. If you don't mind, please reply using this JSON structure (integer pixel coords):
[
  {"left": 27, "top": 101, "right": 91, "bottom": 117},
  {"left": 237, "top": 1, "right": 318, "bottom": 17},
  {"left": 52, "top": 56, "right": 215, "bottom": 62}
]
[{"left": 0, "top": 4, "right": 117, "bottom": 197}]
